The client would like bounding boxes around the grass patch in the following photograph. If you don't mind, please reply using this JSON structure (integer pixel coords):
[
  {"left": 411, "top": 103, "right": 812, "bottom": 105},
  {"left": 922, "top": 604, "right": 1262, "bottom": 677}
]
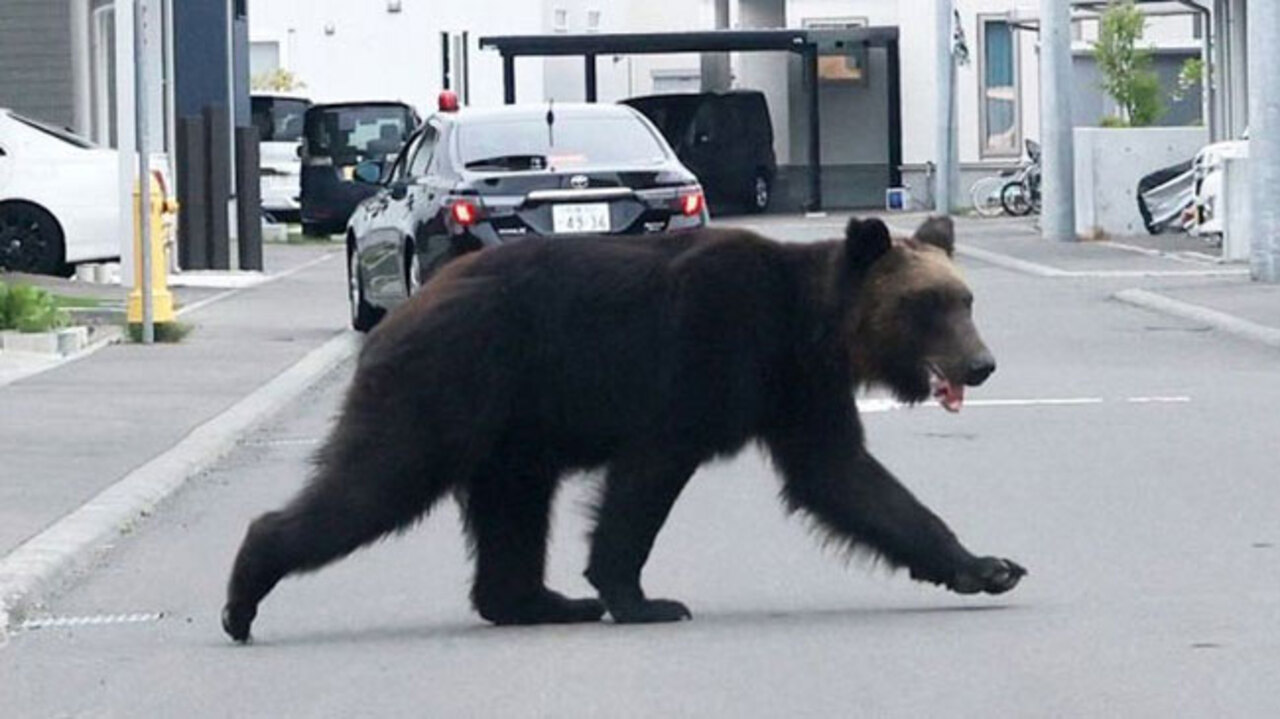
[
  {"left": 126, "top": 321, "right": 193, "bottom": 343},
  {"left": 0, "top": 281, "right": 70, "bottom": 332},
  {"left": 52, "top": 294, "right": 112, "bottom": 309}
]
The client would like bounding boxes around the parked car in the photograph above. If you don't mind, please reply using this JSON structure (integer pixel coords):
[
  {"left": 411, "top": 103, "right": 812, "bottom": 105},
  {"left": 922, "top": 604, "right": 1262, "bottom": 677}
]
[
  {"left": 621, "top": 90, "right": 776, "bottom": 213},
  {"left": 1190, "top": 129, "right": 1249, "bottom": 242},
  {"left": 250, "top": 93, "right": 311, "bottom": 222},
  {"left": 344, "top": 101, "right": 706, "bottom": 331},
  {"left": 0, "top": 109, "right": 122, "bottom": 275},
  {"left": 299, "top": 101, "right": 419, "bottom": 237}
]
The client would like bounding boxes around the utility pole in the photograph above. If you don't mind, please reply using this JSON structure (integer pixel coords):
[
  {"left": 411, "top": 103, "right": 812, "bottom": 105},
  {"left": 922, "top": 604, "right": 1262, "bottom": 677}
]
[
  {"left": 1039, "top": 0, "right": 1076, "bottom": 241},
  {"left": 134, "top": 0, "right": 154, "bottom": 343},
  {"left": 935, "top": 0, "right": 955, "bottom": 214},
  {"left": 1249, "top": 0, "right": 1279, "bottom": 282}
]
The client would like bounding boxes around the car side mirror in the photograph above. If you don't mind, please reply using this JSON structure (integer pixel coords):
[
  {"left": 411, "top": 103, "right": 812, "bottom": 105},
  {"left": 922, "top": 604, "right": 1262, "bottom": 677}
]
[{"left": 353, "top": 160, "right": 383, "bottom": 185}]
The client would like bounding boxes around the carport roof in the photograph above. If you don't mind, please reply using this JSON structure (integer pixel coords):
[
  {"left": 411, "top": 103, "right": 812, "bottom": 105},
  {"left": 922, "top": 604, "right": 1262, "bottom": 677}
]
[{"left": 479, "top": 27, "right": 899, "bottom": 56}]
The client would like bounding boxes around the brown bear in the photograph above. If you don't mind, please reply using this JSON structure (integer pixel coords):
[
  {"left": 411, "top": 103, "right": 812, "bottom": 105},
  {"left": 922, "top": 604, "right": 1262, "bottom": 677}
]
[{"left": 222, "top": 216, "right": 1024, "bottom": 641}]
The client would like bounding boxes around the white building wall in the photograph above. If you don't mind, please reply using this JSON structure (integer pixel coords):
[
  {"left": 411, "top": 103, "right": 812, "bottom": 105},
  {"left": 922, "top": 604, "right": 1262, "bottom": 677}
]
[{"left": 249, "top": 0, "right": 546, "bottom": 113}]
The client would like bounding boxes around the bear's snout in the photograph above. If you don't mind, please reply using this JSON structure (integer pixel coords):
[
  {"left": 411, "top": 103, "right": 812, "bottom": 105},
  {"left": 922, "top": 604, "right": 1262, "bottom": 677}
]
[{"left": 964, "top": 353, "right": 997, "bottom": 387}]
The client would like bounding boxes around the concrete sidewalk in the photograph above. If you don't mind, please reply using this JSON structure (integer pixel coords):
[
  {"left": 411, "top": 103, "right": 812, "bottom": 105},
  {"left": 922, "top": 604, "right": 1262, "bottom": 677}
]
[{"left": 0, "top": 242, "right": 358, "bottom": 627}]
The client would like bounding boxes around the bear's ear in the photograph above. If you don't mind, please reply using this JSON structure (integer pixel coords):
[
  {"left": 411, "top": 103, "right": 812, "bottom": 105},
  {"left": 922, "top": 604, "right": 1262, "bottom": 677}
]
[
  {"left": 913, "top": 215, "right": 955, "bottom": 256},
  {"left": 844, "top": 217, "right": 892, "bottom": 271}
]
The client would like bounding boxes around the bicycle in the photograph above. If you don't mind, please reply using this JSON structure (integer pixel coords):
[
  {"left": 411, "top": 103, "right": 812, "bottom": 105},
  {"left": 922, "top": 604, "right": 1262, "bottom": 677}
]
[
  {"left": 1000, "top": 139, "right": 1042, "bottom": 217},
  {"left": 969, "top": 172, "right": 1016, "bottom": 217}
]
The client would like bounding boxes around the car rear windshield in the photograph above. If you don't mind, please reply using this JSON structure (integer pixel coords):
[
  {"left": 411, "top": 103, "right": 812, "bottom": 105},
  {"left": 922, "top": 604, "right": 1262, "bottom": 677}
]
[
  {"left": 304, "top": 105, "right": 415, "bottom": 163},
  {"left": 458, "top": 115, "right": 668, "bottom": 171},
  {"left": 251, "top": 97, "right": 310, "bottom": 142}
]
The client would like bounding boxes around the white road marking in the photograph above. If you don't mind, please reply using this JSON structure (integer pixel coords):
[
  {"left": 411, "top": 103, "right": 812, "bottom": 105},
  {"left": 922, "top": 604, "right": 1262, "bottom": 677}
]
[
  {"left": 176, "top": 252, "right": 337, "bottom": 318},
  {"left": 955, "top": 245, "right": 1248, "bottom": 279},
  {"left": 19, "top": 612, "right": 164, "bottom": 631},
  {"left": 858, "top": 396, "right": 1190, "bottom": 414}
]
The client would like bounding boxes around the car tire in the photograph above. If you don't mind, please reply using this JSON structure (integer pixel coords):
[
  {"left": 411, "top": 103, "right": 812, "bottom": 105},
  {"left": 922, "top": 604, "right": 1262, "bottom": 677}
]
[
  {"left": 746, "top": 172, "right": 771, "bottom": 214},
  {"left": 0, "top": 202, "right": 70, "bottom": 276},
  {"left": 348, "top": 247, "right": 383, "bottom": 333},
  {"left": 302, "top": 221, "right": 329, "bottom": 238},
  {"left": 404, "top": 241, "right": 422, "bottom": 297}
]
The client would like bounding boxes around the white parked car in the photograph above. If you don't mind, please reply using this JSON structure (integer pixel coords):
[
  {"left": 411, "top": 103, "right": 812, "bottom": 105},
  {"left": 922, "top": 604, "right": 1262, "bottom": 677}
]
[
  {"left": 250, "top": 93, "right": 311, "bottom": 221},
  {"left": 0, "top": 108, "right": 121, "bottom": 275},
  {"left": 1190, "top": 129, "right": 1249, "bottom": 241}
]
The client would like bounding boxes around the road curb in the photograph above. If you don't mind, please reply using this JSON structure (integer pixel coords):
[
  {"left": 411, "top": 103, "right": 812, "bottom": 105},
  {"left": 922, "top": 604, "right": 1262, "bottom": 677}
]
[
  {"left": 0, "top": 330, "right": 361, "bottom": 634},
  {"left": 1114, "top": 288, "right": 1280, "bottom": 349}
]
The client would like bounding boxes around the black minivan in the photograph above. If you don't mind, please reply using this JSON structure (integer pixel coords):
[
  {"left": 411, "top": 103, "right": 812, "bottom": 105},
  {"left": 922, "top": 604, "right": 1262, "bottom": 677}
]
[
  {"left": 622, "top": 90, "right": 777, "bottom": 213},
  {"left": 299, "top": 101, "right": 419, "bottom": 236}
]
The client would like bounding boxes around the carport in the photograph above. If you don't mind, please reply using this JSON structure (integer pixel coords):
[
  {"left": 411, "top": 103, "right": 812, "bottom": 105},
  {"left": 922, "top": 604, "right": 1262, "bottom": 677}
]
[{"left": 478, "top": 29, "right": 902, "bottom": 212}]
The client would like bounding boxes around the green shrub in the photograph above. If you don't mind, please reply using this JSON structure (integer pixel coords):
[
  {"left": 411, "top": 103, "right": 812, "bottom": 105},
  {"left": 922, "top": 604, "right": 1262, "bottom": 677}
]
[
  {"left": 0, "top": 282, "right": 70, "bottom": 333},
  {"left": 1094, "top": 0, "right": 1165, "bottom": 127}
]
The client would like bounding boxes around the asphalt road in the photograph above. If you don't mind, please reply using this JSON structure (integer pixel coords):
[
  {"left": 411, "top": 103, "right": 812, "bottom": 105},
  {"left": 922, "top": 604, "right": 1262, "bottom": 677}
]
[{"left": 2, "top": 219, "right": 1278, "bottom": 717}]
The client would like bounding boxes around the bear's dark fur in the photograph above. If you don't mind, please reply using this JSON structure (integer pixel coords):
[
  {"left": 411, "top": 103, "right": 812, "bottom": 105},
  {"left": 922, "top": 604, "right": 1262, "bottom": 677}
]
[{"left": 222, "top": 216, "right": 1024, "bottom": 641}]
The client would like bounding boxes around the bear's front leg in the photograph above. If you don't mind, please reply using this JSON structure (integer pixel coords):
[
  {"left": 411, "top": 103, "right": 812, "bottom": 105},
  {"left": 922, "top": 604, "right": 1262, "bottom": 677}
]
[
  {"left": 585, "top": 450, "right": 701, "bottom": 623},
  {"left": 767, "top": 419, "right": 1025, "bottom": 596}
]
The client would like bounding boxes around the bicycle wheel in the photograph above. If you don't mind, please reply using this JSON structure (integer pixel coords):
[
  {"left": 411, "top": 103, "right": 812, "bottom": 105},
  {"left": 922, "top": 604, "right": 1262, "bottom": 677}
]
[
  {"left": 969, "top": 176, "right": 1006, "bottom": 217},
  {"left": 1000, "top": 181, "right": 1033, "bottom": 217}
]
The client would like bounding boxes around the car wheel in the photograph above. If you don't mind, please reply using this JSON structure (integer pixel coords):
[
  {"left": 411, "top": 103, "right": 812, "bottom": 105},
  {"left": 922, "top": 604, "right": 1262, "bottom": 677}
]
[
  {"left": 348, "top": 247, "right": 383, "bottom": 332},
  {"left": 405, "top": 243, "right": 422, "bottom": 296},
  {"left": 0, "top": 202, "right": 69, "bottom": 276},
  {"left": 747, "top": 173, "right": 771, "bottom": 214},
  {"left": 302, "top": 221, "right": 328, "bottom": 238}
]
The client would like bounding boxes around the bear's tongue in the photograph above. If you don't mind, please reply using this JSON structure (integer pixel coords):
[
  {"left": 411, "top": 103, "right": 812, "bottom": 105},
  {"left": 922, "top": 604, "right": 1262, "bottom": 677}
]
[
  {"left": 929, "top": 366, "right": 965, "bottom": 413},
  {"left": 936, "top": 380, "right": 965, "bottom": 413}
]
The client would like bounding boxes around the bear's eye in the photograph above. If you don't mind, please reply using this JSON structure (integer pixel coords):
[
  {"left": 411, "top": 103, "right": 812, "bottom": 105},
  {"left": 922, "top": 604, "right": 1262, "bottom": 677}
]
[{"left": 905, "top": 291, "right": 943, "bottom": 316}]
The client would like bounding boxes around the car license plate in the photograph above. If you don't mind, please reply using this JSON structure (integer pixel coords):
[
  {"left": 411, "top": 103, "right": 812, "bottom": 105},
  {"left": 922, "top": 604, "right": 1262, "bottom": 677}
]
[{"left": 552, "top": 203, "right": 610, "bottom": 234}]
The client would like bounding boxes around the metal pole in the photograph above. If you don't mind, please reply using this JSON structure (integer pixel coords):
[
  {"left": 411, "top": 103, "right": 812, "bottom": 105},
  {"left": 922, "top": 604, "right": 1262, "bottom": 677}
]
[
  {"left": 1039, "top": 0, "right": 1076, "bottom": 242},
  {"left": 1249, "top": 0, "right": 1279, "bottom": 282},
  {"left": 503, "top": 54, "right": 516, "bottom": 104},
  {"left": 585, "top": 54, "right": 598, "bottom": 103},
  {"left": 804, "top": 44, "right": 822, "bottom": 212},
  {"left": 134, "top": 0, "right": 154, "bottom": 344},
  {"left": 935, "top": 0, "right": 954, "bottom": 213}
]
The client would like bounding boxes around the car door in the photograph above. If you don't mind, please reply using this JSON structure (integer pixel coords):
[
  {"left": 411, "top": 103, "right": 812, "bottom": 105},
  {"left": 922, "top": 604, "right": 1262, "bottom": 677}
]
[
  {"left": 683, "top": 99, "right": 724, "bottom": 200},
  {"left": 361, "top": 129, "right": 423, "bottom": 304},
  {"left": 400, "top": 122, "right": 450, "bottom": 293}
]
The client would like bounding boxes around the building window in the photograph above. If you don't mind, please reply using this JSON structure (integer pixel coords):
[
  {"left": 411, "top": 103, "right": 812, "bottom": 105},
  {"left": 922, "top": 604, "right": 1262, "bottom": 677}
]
[
  {"left": 552, "top": 8, "right": 569, "bottom": 33},
  {"left": 586, "top": 9, "right": 601, "bottom": 33},
  {"left": 979, "top": 16, "right": 1020, "bottom": 158}
]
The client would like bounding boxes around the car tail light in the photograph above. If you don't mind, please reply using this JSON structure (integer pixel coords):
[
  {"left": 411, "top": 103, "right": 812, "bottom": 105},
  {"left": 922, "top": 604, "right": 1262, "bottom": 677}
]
[
  {"left": 680, "top": 191, "right": 705, "bottom": 217},
  {"left": 451, "top": 199, "right": 480, "bottom": 226}
]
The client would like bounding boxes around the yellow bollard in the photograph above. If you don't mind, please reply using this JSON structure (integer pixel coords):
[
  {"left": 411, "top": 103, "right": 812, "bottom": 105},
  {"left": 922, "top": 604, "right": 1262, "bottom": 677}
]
[{"left": 127, "top": 172, "right": 177, "bottom": 324}]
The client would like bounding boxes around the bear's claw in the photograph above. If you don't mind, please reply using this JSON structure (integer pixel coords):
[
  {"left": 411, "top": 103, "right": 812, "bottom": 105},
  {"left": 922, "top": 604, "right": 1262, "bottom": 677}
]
[{"left": 948, "top": 557, "right": 1027, "bottom": 595}]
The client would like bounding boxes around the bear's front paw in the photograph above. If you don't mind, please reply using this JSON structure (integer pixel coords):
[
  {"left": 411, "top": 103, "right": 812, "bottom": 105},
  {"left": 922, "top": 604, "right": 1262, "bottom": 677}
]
[
  {"left": 221, "top": 602, "right": 257, "bottom": 644},
  {"left": 948, "top": 557, "right": 1026, "bottom": 595},
  {"left": 606, "top": 597, "right": 692, "bottom": 624}
]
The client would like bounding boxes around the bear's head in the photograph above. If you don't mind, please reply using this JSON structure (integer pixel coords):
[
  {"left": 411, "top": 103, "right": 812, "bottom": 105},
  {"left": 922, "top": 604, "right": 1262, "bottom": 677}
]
[{"left": 843, "top": 216, "right": 995, "bottom": 412}]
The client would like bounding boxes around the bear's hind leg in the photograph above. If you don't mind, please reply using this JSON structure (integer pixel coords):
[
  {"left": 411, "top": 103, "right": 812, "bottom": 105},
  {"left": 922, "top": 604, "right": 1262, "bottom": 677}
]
[
  {"left": 585, "top": 449, "right": 700, "bottom": 623},
  {"left": 466, "top": 455, "right": 604, "bottom": 625},
  {"left": 222, "top": 435, "right": 454, "bottom": 642}
]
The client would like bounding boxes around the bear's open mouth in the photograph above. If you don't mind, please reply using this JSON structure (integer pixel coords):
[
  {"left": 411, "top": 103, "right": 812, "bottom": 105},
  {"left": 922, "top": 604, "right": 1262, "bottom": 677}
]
[{"left": 928, "top": 363, "right": 964, "bottom": 413}]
